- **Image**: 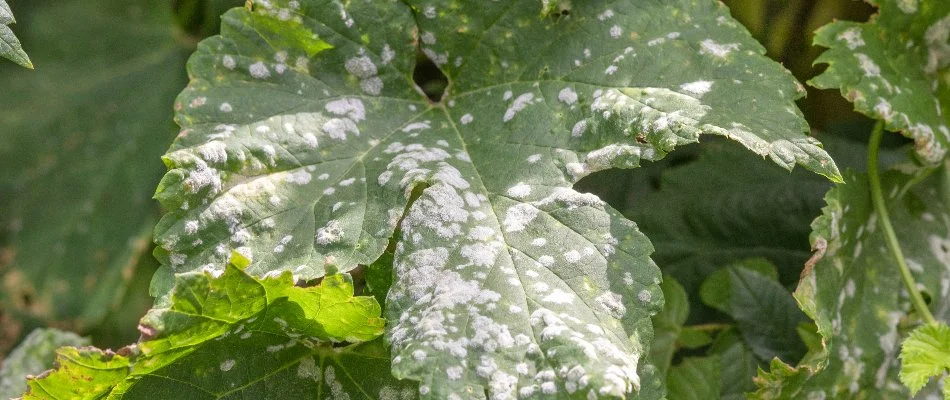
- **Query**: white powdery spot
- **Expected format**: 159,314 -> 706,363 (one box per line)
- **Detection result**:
563,250 -> 582,263
249,61 -> 270,79
604,65 -> 619,75
571,120 -> 588,137
285,169 -> 312,185
637,289 -> 652,303
542,288 -> 575,304
503,93 -> 535,122
527,154 -> 542,163
199,141 -> 228,164
837,28 -> 865,49
222,55 -> 236,69
220,359 -> 236,372
679,80 -> 713,96
297,357 -> 321,381
460,113 -> 474,125
315,220 -> 344,245
855,53 -> 881,77
558,87 -> 578,105
699,39 -> 740,58
595,291 -> 627,319
325,98 -> 366,121
345,55 -> 377,78
506,182 -> 532,199
531,238 -> 547,247
381,44 -> 395,65
897,0 -> 918,13
219,103 -> 233,113
503,203 -> 539,232
609,25 -> 623,38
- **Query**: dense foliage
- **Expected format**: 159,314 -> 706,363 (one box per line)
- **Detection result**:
1,0 -> 949,399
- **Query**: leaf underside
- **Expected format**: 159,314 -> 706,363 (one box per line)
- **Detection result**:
754,163 -> 950,399
0,0 -> 30,68
810,0 -> 950,163
147,0 -> 838,398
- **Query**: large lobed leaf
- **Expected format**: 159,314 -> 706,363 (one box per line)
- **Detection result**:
152,0 -> 838,398
0,0 -> 29,68
23,256 -> 414,398
810,0 -> 950,164
754,162 -> 950,399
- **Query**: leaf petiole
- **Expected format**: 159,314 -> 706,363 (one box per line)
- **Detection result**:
867,120 -> 937,326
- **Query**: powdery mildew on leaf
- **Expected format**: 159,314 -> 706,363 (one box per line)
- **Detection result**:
754,163 -> 950,399
811,0 -> 950,164
155,0 -> 839,398
25,259 -> 414,398
0,0 -> 30,68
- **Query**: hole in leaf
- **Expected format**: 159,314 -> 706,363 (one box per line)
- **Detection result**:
414,50 -> 448,102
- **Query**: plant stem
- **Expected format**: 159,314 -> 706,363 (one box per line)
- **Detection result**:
867,120 -> 937,325
685,323 -> 731,332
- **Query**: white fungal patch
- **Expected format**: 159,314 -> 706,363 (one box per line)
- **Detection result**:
855,53 -> 881,77
531,238 -> 547,247
315,220 -> 344,245
558,87 -> 578,105
526,154 -> 542,163
222,55 -> 236,69
220,359 -> 236,372
503,93 -> 535,122
571,120 -> 588,137
837,28 -> 865,50
460,113 -> 474,124
543,289 -> 575,304
249,61 -> 270,79
345,55 -> 377,78
506,182 -> 531,199
219,102 -> 233,113
503,203 -> 539,232
563,250 -> 582,263
297,357 -> 321,381
699,39 -> 739,58
609,25 -> 622,39
897,0 -> 918,13
679,80 -> 713,96
284,169 -> 312,185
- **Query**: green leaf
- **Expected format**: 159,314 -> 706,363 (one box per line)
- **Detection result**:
0,0 -> 30,68
155,0 -> 839,397
651,275 -> 690,376
755,162 -> 950,399
810,0 -> 950,164
667,356 -> 721,400
708,328 -> 759,399
25,259 -> 412,398
628,141 -> 834,317
700,259 -> 809,364
899,322 -> 950,396
0,328 -> 89,399
0,0 -> 189,333
23,347 -> 131,400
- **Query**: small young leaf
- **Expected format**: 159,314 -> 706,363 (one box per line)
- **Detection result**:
0,0 -> 30,68
0,328 -> 89,399
899,322 -> 950,396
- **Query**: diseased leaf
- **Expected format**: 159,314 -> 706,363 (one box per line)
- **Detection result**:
700,259 -> 809,364
25,258 -> 413,398
23,347 -> 131,400
899,322 -> 950,396
755,163 -> 950,399
0,0 -> 189,334
0,0 -> 29,68
810,0 -> 950,163
154,0 -> 838,397
0,328 -> 89,399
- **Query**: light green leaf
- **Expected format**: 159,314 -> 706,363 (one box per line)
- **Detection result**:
155,0 -> 838,397
810,0 -> 950,163
24,258 -> 412,398
0,0 -> 189,333
755,162 -> 950,399
0,0 -> 30,68
0,328 -> 89,399
699,259 -> 808,364
900,322 -> 950,396
23,347 -> 131,400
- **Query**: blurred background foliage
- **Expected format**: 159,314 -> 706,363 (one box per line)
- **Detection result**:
0,0 -> 914,397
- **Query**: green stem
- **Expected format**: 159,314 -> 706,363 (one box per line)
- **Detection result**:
867,120 -> 937,325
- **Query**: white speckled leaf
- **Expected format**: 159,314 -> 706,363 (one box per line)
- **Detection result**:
753,162 -> 950,399
810,0 -> 950,163
0,0 -> 30,68
24,258 -> 415,399
156,0 -> 839,398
